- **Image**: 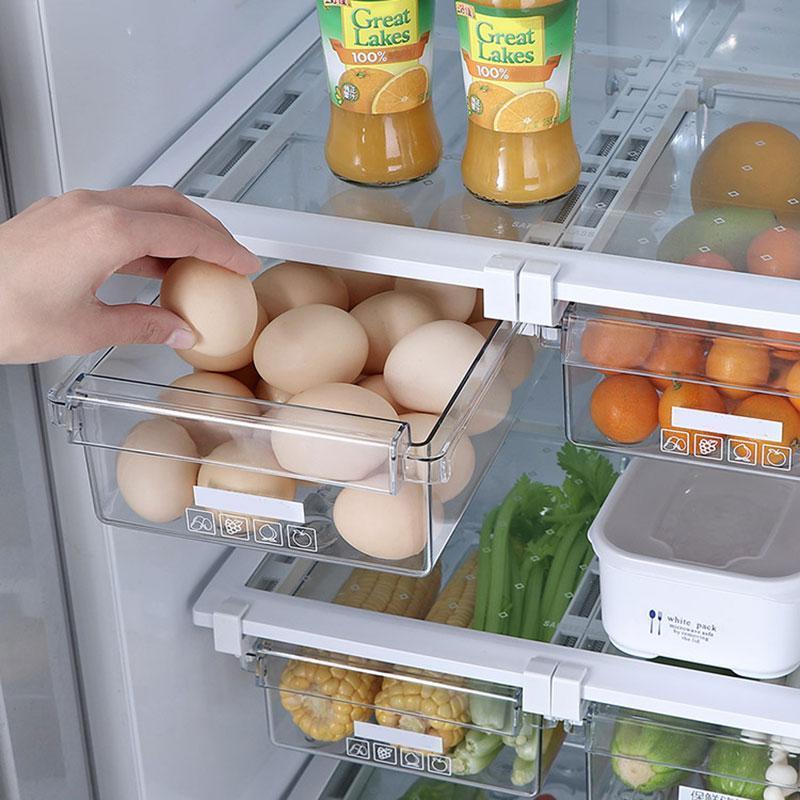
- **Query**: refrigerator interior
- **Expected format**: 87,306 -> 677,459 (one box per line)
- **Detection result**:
30,0 -> 800,799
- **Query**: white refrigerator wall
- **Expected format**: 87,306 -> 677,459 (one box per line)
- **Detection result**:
2,2 -> 314,799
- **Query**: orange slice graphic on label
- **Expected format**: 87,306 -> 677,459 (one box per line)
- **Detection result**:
371,66 -> 429,114
493,88 -> 560,133
337,68 -> 392,114
466,81 -> 515,128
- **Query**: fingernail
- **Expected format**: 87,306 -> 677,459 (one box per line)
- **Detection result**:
166,327 -> 196,350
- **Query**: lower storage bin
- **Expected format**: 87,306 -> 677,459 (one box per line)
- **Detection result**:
257,642 -> 561,797
564,306 -> 800,480
587,705 -> 800,800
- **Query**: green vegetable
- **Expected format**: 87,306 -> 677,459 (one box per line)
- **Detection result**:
451,730 -> 503,776
706,739 -> 771,800
469,694 -> 509,732
611,716 -> 708,793
399,777 -> 488,800
511,756 -> 538,787
472,508 -> 498,633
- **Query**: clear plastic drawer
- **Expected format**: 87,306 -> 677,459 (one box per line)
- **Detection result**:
49,302 -> 538,575
564,305 -> 800,479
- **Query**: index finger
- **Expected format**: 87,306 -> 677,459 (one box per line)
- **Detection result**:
99,208 -> 262,277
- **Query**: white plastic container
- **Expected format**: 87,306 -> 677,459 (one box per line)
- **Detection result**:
589,459 -> 800,679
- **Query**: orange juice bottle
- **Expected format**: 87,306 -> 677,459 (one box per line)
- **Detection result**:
316,0 -> 442,186
456,0 -> 581,205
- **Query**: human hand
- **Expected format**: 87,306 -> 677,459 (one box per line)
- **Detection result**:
0,186 -> 260,364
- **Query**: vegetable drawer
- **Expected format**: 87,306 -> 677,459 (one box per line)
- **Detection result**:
564,305 -> 800,479
587,705 -> 800,800
48,302 -> 536,576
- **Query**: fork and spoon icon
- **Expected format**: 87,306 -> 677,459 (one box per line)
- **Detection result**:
649,609 -> 663,635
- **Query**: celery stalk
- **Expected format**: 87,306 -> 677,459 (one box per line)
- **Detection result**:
520,562 -> 545,640
472,508 -> 498,631
511,756 -> 538,787
451,731 -> 503,775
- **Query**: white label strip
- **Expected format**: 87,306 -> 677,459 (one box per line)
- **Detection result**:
679,785 -> 749,800
353,721 -> 444,754
192,486 -> 305,523
671,408 -> 782,443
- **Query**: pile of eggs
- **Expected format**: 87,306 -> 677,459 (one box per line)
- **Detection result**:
116,258 -> 534,561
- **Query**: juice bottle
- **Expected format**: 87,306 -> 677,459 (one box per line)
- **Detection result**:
455,0 -> 581,205
316,0 -> 442,186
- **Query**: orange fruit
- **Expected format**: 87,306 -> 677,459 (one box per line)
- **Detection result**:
466,82 -> 515,128
785,362 -> 800,412
644,332 -> 706,390
371,66 -> 429,114
683,252 -> 735,270
763,328 -> 800,362
580,313 -> 657,370
493,89 -> 559,133
705,338 -> 771,399
771,361 -> 793,390
337,68 -> 392,114
590,375 -> 659,444
747,227 -> 800,279
658,382 -> 727,436
734,394 -> 800,447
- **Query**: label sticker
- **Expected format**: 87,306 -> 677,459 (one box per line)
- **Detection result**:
455,0 -> 578,133
192,486 -> 306,523
354,720 -> 445,754
680,785 -> 750,800
316,0 -> 434,114
648,610 -> 718,645
672,407 -> 783,443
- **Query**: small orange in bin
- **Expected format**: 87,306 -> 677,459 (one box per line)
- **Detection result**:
644,332 -> 707,390
590,374 -> 659,444
770,361 -> 793,391
581,312 -> 656,370
734,394 -> 800,447
762,328 -> 800,362
658,381 -> 726,434
784,362 -> 800,413
705,338 -> 771,399
747,227 -> 800,280
683,251 -> 735,271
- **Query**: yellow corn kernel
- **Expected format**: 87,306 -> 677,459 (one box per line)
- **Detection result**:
425,552 -> 478,627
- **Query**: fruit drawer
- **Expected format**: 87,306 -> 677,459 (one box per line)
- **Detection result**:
48,279 -> 538,575
563,305 -> 800,478
587,704 -> 800,800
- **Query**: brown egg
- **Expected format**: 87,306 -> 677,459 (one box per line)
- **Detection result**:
384,321 -> 486,415
351,290 -> 440,374
357,374 -> 409,414
117,419 -> 199,523
160,257 -> 259,357
335,269 -> 395,308
471,320 -> 536,389
271,383 -> 398,482
253,261 -> 349,319
394,278 -> 478,322
254,304 -> 368,395
179,303 -> 268,373
226,362 -> 261,391
467,377 -> 513,436
162,372 -> 255,454
333,483 -> 428,561
254,380 -> 292,404
401,413 -> 476,503
198,439 -> 297,503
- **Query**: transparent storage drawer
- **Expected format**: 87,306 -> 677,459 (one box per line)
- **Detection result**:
256,642 -> 559,797
564,305 -> 800,478
587,705 -> 800,800
49,310 -> 537,575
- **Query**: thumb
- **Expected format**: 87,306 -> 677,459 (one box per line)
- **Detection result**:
93,303 -> 197,349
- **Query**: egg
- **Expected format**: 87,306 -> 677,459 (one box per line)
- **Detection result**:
467,376 -> 513,436
253,304 -> 368,395
198,439 -> 296,504
384,320 -> 486,415
333,483 -> 428,560
471,320 -> 536,389
226,361 -> 261,391
401,413 -> 476,503
351,290 -> 440,374
162,372 -> 255,454
116,419 -> 199,523
178,303 -> 268,373
254,380 -> 292,404
335,269 -> 395,308
160,257 -> 259,357
271,383 -> 398,481
691,122 -> 800,224
394,278 -> 477,322
253,261 -> 349,319
357,374 -> 409,414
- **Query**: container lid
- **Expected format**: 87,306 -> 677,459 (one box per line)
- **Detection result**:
589,459 -> 800,602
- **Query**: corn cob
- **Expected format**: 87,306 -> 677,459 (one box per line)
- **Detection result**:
279,565 -> 441,741
374,552 -> 478,751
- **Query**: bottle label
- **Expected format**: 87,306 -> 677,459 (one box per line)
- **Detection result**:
455,0 -> 578,133
316,0 -> 434,115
